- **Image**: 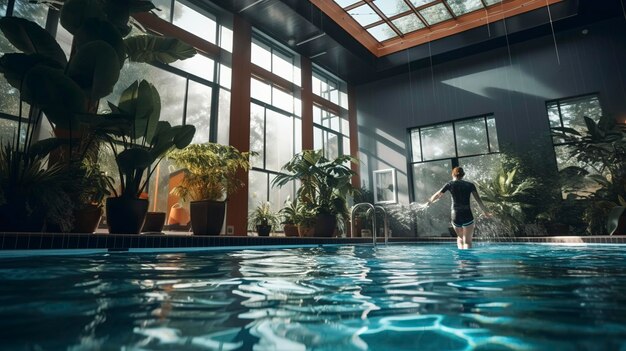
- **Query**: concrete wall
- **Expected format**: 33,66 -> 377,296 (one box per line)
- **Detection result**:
356,18 -> 626,204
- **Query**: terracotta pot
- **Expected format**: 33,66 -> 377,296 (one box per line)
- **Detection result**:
283,223 -> 299,237
106,197 -> 149,234
72,205 -> 103,233
168,203 -> 190,225
256,224 -> 272,237
190,200 -> 226,235
314,213 -> 337,237
142,212 -> 166,233
298,224 -> 315,237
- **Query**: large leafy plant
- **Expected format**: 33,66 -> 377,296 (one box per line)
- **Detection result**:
95,80 -> 195,198
552,116 -> 626,234
272,150 -> 358,222
478,166 -> 538,235
168,143 -> 253,202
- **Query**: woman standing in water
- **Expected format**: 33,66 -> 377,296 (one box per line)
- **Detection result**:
427,167 -> 491,249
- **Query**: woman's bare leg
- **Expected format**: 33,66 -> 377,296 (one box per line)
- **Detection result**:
453,225 -> 464,249
462,223 -> 475,249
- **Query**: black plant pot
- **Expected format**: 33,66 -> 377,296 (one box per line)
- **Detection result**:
106,197 -> 149,234
314,213 -> 337,237
190,200 -> 226,235
256,224 -> 272,236
0,202 -> 45,232
142,212 -> 166,233
72,205 -> 103,233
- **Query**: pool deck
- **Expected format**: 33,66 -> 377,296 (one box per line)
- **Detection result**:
0,231 -> 624,251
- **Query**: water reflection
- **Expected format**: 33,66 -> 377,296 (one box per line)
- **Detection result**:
0,245 -> 626,349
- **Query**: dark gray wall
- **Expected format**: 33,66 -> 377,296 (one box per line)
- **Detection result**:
356,17 -> 626,204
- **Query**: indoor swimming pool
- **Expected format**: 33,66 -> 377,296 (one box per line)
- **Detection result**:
0,243 -> 625,350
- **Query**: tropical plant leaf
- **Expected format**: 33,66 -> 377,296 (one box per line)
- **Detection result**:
23,65 -> 87,129
73,18 -> 126,65
171,125 -> 196,149
67,41 -> 121,99
124,35 -> 196,64
28,138 -> 63,158
60,0 -> 105,35
0,53 -> 63,91
116,147 -> 152,174
0,17 -> 67,66
551,126 -> 581,136
102,0 -> 133,36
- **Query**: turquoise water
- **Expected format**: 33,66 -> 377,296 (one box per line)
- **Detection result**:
1,244 -> 626,350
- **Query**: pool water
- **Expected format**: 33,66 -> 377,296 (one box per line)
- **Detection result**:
1,244 -> 626,350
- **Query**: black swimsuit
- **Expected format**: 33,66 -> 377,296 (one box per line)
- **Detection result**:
440,180 -> 477,228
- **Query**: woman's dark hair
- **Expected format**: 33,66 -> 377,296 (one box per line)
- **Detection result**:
452,167 -> 465,178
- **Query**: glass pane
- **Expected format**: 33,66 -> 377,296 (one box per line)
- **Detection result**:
373,0 -> 410,17
455,117 -> 488,157
334,0 -> 359,8
343,137 -> 351,157
170,53 -> 215,82
314,127 -> 323,151
248,170 -> 268,214
339,91 -> 349,109
250,78 -> 271,104
219,64 -> 232,89
341,115 -> 350,137
367,23 -> 397,42
312,75 -> 322,97
185,81 -> 212,144
249,103 -> 265,168
412,160 -> 451,236
559,96 -> 603,135
0,77 -> 29,117
265,110 -> 293,172
410,0 -> 436,7
145,66 -> 186,127
272,50 -> 294,83
392,14 -> 425,34
410,129 -> 422,162
146,157 -> 178,214
173,1 -> 217,44
272,87 -> 293,113
0,119 -> 27,146
483,0 -> 502,6
348,4 -> 382,27
13,1 -> 48,27
487,117 -> 499,152
219,26 -> 233,52
293,97 -> 302,117
419,3 -> 453,25
55,23 -> 72,59
217,89 -> 230,145
324,131 -> 340,160
294,118 -> 302,154
269,174 -> 294,214
420,123 -> 455,160
548,102 -> 562,144
151,0 -> 172,21
0,3 -> 6,16
459,153 -> 502,185
446,0 -> 484,16
251,41 -> 272,72
313,106 -> 322,125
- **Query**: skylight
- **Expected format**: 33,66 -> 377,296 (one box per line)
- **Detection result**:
332,0 -> 502,43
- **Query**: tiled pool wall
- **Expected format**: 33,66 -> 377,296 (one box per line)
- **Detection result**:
0,232 -> 624,251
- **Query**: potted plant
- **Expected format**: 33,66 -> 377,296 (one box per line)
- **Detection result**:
272,150 -> 358,237
249,202 -> 280,236
296,202 -> 317,237
96,80 -> 195,234
168,143 -> 253,235
553,116 -> 626,235
279,199 -> 300,237
0,0 -> 196,232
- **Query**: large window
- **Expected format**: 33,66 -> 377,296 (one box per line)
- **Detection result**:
248,36 -> 301,215
408,115 -> 499,235
311,67 -> 350,160
547,94 -> 604,198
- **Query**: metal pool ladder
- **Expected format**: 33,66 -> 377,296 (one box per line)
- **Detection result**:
350,203 -> 390,246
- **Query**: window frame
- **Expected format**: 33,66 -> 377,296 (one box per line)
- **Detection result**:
406,113 -> 499,202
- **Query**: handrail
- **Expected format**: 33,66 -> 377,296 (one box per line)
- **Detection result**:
350,203 -> 376,246
351,203 -> 390,246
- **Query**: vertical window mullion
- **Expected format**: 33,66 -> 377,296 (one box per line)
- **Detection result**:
182,78 -> 189,125
484,116 -> 491,153
452,122 -> 459,158
169,0 -> 175,22
6,0 -> 15,16
263,107 -> 268,170
418,129 -> 424,162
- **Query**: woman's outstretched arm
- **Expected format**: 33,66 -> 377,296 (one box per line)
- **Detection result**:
472,191 -> 492,217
